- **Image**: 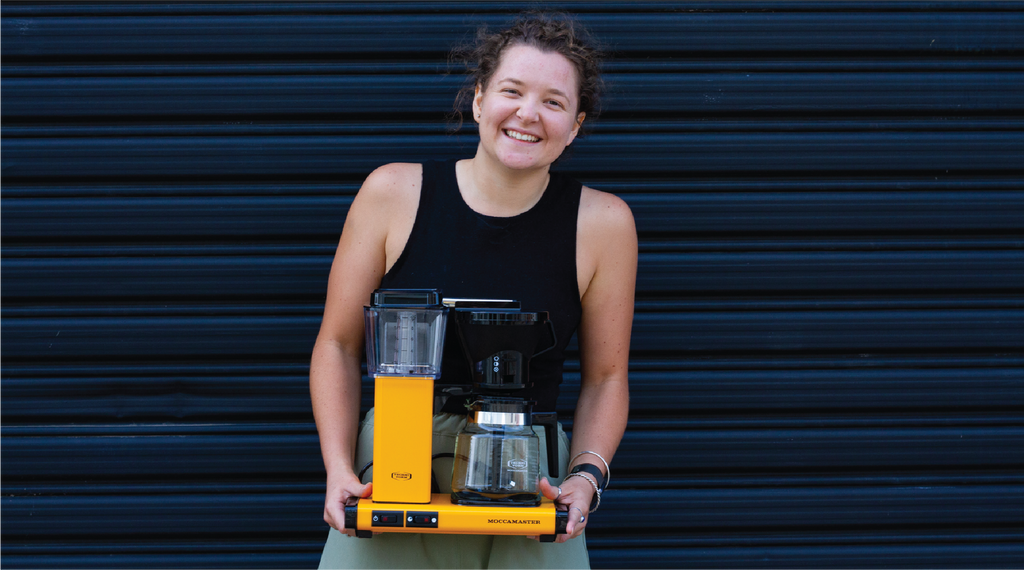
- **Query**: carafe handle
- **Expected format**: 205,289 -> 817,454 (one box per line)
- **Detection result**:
532,411 -> 560,479
532,320 -> 559,358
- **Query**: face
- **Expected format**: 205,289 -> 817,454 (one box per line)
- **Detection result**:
473,44 -> 586,171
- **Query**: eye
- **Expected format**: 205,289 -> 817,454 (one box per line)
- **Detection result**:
501,88 -> 520,95
547,99 -> 566,109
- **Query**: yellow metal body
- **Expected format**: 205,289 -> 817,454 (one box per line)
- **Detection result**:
371,375 -> 434,504
359,372 -> 566,538
352,494 -> 564,536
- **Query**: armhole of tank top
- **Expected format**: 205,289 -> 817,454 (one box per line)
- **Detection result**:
382,162 -> 429,280
571,177 -> 585,304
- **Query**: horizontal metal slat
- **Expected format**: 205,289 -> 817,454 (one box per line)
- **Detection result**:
2,250 -> 1022,300
4,71 -> 1022,118
636,251 -> 1024,293
1,433 -> 324,477
4,355 -> 1020,418
4,1 -> 1024,15
8,1 -> 1023,15
0,256 -> 334,299
4,531 -> 1024,569
4,132 -> 1022,179
620,426 -> 1024,469
632,308 -> 1024,352
2,176 -> 1020,198
3,308 -> 1022,358
6,57 -> 1024,78
3,367 -> 1022,421
2,129 -> 1024,177
563,367 -> 1024,412
589,542 -> 1024,569
0,314 -> 321,358
1,196 -> 351,237
0,552 -> 317,568
3,191 -> 1023,238
0,74 -> 461,118
3,485 -> 1023,538
3,12 -> 1021,57
0,375 -> 318,420
7,117 -> 1019,137
4,425 -> 1022,478
626,191 -> 1024,233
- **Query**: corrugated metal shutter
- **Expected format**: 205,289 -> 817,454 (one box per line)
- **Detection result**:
3,2 -> 1023,568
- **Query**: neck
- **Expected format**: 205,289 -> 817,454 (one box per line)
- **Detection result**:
458,149 -> 551,217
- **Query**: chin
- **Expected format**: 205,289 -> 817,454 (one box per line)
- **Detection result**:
497,151 -> 555,171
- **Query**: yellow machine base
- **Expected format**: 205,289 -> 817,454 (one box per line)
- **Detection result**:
345,494 -> 569,541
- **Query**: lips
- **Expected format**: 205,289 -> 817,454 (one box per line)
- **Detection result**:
503,129 -> 540,143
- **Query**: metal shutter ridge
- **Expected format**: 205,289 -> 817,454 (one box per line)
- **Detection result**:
2,2 -> 1023,568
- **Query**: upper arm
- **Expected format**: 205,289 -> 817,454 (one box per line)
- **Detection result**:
576,188 -> 638,384
316,163 -> 422,357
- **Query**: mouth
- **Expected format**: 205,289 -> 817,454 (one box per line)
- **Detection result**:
503,129 -> 540,143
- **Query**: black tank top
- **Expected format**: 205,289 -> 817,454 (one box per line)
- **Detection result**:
379,159 -> 583,412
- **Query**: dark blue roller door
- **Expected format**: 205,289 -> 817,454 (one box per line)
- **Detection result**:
3,2 -> 1023,568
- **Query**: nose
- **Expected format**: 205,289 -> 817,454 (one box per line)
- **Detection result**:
516,97 -> 540,123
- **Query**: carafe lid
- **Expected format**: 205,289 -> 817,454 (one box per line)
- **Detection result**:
370,289 -> 443,308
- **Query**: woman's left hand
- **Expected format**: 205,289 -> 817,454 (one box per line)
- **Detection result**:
537,476 -> 593,543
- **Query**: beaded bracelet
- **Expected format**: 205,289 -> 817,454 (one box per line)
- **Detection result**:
568,450 -> 611,491
565,472 -> 601,513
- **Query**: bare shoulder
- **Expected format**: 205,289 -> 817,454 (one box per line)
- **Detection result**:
347,162 -> 421,231
578,185 -> 636,242
348,163 -> 423,270
576,186 -> 637,298
357,162 -> 422,206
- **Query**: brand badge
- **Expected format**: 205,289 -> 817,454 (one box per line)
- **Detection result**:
391,472 -> 412,480
507,459 -> 528,470
488,518 -> 541,525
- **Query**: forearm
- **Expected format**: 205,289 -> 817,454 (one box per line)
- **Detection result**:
568,374 -> 629,476
309,337 -> 365,478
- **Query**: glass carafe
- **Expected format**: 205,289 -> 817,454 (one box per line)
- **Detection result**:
451,398 -> 555,506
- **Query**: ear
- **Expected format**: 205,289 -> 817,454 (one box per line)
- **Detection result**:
566,112 -> 586,146
472,84 -> 483,123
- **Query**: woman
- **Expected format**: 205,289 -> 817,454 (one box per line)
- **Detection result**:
311,13 -> 636,569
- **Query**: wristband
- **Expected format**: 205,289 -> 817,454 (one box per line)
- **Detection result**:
569,463 -> 605,491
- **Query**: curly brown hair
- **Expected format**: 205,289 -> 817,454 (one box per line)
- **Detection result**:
451,12 -> 604,135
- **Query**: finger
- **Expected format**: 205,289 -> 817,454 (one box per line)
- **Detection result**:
325,507 -> 342,532
572,513 -> 588,540
336,487 -> 369,532
538,477 -> 564,503
565,504 -> 587,538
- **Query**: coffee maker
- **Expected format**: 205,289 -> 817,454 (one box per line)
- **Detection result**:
345,289 -> 568,540
449,308 -> 560,507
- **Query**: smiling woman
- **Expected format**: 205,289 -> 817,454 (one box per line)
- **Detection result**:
471,45 -> 585,180
311,12 -> 636,570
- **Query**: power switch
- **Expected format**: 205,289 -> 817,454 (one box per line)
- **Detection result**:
371,510 -> 404,527
406,511 -> 439,528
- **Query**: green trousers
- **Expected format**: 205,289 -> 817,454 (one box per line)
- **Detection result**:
318,408 -> 590,569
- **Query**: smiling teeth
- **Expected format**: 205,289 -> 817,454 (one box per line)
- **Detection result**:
505,130 -> 539,142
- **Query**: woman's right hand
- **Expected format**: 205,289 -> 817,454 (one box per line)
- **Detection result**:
323,470 -> 373,536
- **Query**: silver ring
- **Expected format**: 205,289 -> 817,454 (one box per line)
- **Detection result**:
570,506 -> 585,523
555,486 -> 562,499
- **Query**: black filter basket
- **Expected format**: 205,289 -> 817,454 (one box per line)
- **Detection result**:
453,309 -> 557,393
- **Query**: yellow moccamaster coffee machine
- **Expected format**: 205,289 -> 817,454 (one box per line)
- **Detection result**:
345,289 -> 568,540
